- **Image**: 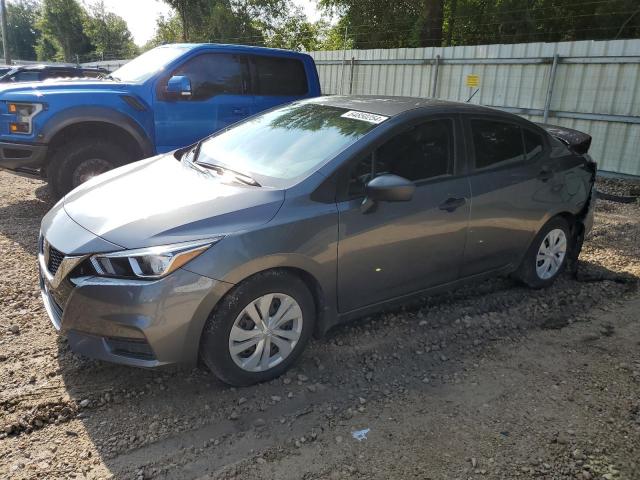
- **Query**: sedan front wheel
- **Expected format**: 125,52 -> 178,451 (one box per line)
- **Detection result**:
200,270 -> 315,386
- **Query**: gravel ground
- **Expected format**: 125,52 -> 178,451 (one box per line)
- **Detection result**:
0,171 -> 638,480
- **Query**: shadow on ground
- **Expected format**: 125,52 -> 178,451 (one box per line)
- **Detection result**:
0,185 -> 54,254
50,256 -> 636,478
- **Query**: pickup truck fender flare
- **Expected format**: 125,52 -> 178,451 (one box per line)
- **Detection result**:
40,106 -> 154,158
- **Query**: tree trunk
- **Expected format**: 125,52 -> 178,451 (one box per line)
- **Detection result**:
179,0 -> 188,42
418,0 -> 444,47
446,0 -> 457,46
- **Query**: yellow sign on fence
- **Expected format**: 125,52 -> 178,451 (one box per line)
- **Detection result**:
465,74 -> 480,88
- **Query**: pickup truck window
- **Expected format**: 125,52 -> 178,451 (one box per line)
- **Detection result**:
111,45 -> 191,82
251,55 -> 308,95
171,53 -> 245,101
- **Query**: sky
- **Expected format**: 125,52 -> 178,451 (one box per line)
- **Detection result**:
82,0 -> 323,46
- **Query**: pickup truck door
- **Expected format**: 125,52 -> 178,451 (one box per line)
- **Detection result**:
153,53 -> 254,153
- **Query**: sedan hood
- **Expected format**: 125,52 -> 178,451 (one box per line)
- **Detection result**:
63,154 -> 285,249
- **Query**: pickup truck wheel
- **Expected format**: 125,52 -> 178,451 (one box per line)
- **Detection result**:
48,140 -> 132,198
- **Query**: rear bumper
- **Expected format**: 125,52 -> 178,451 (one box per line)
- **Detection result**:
0,141 -> 47,177
583,188 -> 596,236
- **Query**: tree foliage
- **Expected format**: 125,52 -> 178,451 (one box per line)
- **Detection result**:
0,0 -> 137,62
320,0 -> 640,49
84,1 -> 138,59
156,0 -> 333,49
37,0 -> 92,61
2,0 -> 640,63
0,0 -> 41,61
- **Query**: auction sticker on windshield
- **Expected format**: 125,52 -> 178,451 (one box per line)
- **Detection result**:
341,110 -> 389,124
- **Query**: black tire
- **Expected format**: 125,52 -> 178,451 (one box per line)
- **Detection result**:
200,270 -> 316,387
47,139 -> 133,198
514,216 -> 571,289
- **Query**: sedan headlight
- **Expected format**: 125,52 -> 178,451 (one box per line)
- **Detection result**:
90,238 -> 222,279
8,102 -> 44,134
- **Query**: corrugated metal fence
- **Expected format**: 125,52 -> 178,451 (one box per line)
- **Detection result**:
310,39 -> 640,176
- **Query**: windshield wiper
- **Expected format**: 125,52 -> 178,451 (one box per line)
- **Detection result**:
104,74 -> 120,81
197,162 -> 261,187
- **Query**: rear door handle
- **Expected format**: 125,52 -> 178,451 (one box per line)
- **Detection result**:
232,107 -> 248,115
538,167 -> 554,182
439,197 -> 466,212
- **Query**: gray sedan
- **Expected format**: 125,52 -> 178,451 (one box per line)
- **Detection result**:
39,96 -> 596,386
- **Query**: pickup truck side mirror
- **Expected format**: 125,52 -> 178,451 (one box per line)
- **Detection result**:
361,174 -> 415,213
166,75 -> 192,98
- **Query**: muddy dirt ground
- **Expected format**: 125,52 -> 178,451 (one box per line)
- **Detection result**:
0,172 -> 638,480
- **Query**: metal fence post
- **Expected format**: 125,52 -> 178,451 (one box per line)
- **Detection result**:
348,57 -> 355,94
543,53 -> 559,123
431,55 -> 441,98
340,26 -> 348,95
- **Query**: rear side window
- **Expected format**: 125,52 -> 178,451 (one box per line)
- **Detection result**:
523,129 -> 544,160
471,119 -> 525,168
14,71 -> 41,82
251,55 -> 308,96
173,53 -> 244,100
43,70 -> 73,79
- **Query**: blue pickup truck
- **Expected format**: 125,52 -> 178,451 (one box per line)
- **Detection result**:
0,44 -> 321,197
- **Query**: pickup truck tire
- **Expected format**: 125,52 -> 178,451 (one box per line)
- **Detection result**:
48,140 -> 133,198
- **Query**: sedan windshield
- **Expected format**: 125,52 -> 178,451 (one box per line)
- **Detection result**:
110,45 -> 192,83
196,102 -> 381,181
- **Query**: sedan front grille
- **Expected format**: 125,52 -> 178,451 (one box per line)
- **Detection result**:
47,245 -> 65,275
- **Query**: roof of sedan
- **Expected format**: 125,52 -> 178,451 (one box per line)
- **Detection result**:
307,95 -> 503,117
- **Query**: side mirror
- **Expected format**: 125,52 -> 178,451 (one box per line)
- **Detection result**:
361,174 -> 415,213
166,75 -> 191,98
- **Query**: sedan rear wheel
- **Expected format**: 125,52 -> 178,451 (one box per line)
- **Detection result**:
200,270 -> 315,386
535,228 -> 567,280
514,216 -> 571,288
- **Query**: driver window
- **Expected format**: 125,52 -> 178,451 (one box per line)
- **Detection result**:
348,119 -> 454,197
170,53 -> 244,101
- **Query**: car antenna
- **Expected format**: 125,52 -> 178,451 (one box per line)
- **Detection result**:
466,88 -> 480,103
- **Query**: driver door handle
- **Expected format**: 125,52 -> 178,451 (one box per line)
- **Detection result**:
439,197 -> 466,212
538,167 -> 554,182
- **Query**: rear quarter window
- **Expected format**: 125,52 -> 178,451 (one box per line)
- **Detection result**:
523,129 -> 545,160
252,55 -> 308,96
470,119 -> 525,169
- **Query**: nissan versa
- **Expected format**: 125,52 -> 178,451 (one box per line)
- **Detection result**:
39,96 -> 596,386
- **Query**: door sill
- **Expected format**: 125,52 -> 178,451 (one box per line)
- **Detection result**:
337,265 -> 514,324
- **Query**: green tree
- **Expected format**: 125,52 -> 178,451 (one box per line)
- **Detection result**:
35,35 -> 59,61
38,0 -> 92,62
1,0 -> 41,61
143,13 -> 183,50
160,0 -> 295,45
84,1 -> 138,59
447,0 -> 640,46
265,11 -> 326,51
319,0 -> 445,48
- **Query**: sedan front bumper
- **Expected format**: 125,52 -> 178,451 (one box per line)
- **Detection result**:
39,251 -> 234,368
